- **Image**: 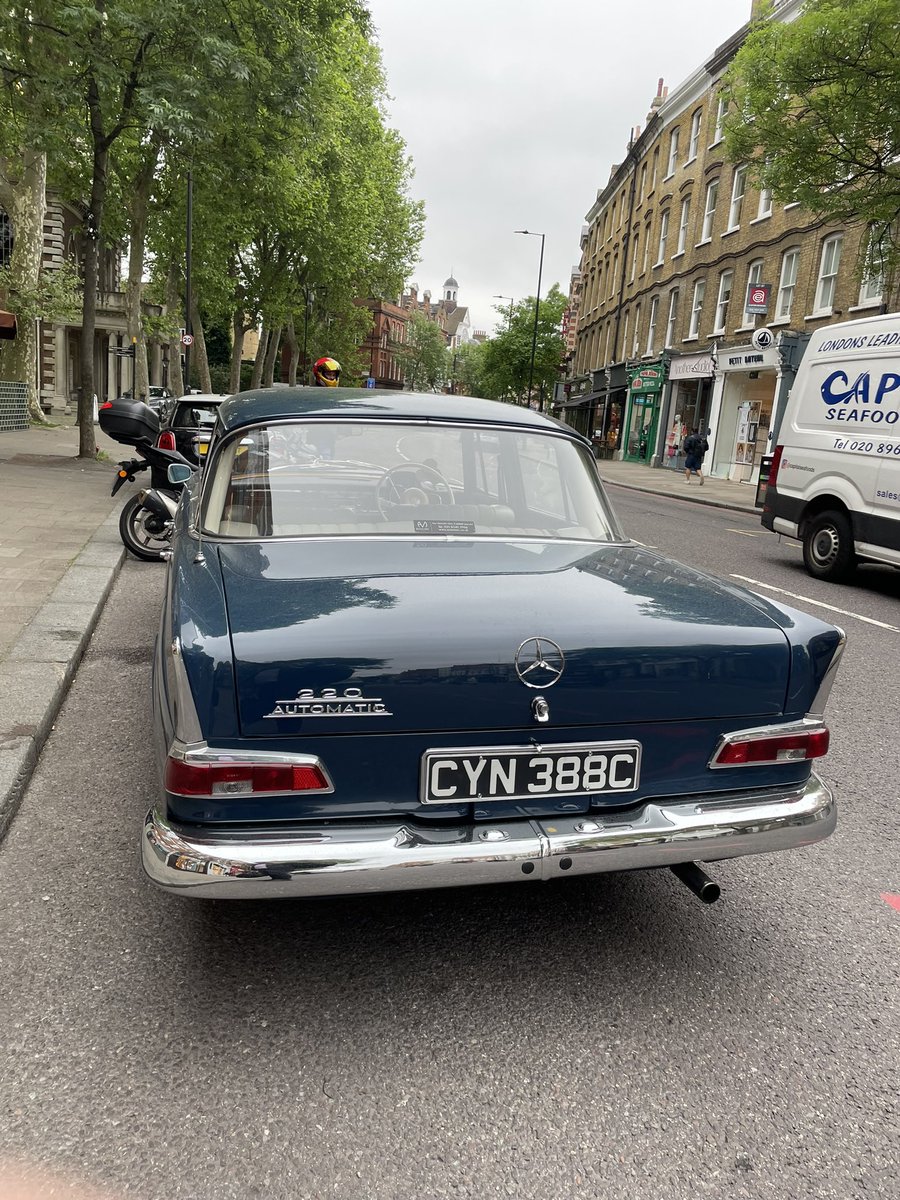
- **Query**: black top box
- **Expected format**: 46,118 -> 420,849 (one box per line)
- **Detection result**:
98,398 -> 160,447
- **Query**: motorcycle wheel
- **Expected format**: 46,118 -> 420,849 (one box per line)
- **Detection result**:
119,494 -> 171,562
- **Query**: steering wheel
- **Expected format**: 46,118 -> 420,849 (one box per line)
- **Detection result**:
376,463 -> 455,517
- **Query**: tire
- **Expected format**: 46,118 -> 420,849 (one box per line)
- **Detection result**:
802,509 -> 856,583
119,493 -> 171,562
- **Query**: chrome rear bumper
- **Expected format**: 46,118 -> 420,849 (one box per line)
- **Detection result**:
142,774 -> 835,898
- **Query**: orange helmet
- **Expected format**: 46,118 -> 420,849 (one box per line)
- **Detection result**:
313,356 -> 341,386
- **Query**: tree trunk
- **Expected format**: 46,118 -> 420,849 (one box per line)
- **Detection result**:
166,259 -> 184,398
230,310 -> 245,393
262,323 -> 282,387
250,324 -> 268,390
190,298 -> 212,393
0,150 -> 48,423
124,141 -> 159,403
285,318 -> 299,386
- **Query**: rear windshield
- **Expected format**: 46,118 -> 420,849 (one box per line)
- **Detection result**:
202,420 -> 621,541
172,403 -> 220,428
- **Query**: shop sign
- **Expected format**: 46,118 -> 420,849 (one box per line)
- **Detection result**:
628,362 -> 665,394
719,343 -> 780,373
669,353 -> 714,381
746,283 -> 770,314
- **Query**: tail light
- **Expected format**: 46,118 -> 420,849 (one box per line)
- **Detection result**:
99,400 -> 113,410
165,755 -> 332,797
766,444 -> 784,491
710,721 -> 829,769
157,430 -> 177,451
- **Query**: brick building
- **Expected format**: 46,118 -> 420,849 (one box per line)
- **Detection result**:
564,0 -> 892,482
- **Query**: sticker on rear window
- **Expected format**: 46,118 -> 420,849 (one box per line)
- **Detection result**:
412,519 -> 477,534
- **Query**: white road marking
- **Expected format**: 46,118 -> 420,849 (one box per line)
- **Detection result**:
727,528 -> 759,537
730,574 -> 900,633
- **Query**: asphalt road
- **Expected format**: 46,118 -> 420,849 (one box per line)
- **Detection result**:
1,492 -> 898,1200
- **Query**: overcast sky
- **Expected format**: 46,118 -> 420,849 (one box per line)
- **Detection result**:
367,0 -> 752,335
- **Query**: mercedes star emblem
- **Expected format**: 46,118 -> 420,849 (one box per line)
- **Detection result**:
515,637 -> 565,689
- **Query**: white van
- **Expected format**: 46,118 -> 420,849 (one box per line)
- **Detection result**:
761,312 -> 900,581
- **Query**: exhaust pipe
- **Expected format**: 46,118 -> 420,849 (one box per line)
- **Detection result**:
670,861 -> 721,904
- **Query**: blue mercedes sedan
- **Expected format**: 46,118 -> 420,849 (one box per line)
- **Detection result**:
144,389 -> 844,902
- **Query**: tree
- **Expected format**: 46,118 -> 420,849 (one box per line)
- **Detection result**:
478,286 -> 567,406
724,0 -> 900,287
393,311 -> 448,391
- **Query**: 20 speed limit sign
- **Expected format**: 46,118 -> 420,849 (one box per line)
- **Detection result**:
181,333 -> 194,346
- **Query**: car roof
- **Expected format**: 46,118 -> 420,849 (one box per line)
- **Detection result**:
217,387 -> 580,438
171,393 -> 226,405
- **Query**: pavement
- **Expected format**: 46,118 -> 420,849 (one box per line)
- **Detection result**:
0,411 -> 125,838
0,416 -> 759,842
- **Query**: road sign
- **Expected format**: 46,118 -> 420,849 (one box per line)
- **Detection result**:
365,377 -> 376,388
114,347 -> 135,357
751,327 -> 775,351
181,333 -> 194,347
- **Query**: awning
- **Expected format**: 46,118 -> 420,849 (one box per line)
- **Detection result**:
0,310 -> 16,341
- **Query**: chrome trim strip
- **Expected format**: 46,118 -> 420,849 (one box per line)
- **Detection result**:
808,628 -> 846,717
708,718 -> 826,769
142,774 -> 835,897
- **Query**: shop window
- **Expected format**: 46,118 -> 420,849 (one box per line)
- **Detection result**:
688,280 -> 705,339
666,128 -> 679,178
776,248 -> 799,319
655,211 -> 670,265
714,270 -> 733,333
676,198 -> 690,255
687,109 -> 702,162
727,166 -> 747,230
700,180 -> 718,241
646,296 -> 659,356
814,235 -> 842,314
665,289 -> 679,346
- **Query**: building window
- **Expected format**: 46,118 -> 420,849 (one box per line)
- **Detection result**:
814,235 -> 843,313
646,296 -> 659,356
712,94 -> 727,144
632,304 -> 641,358
776,249 -> 800,319
665,289 -> 679,346
642,225 -> 651,274
859,266 -> 884,307
621,310 -> 629,361
666,128 -> 679,178
727,166 -> 747,230
630,232 -> 639,282
701,180 -> 719,241
639,164 -> 647,203
714,270 -> 733,333
687,109 -> 702,162
757,185 -> 773,219
610,253 -> 618,299
743,259 -> 764,327
655,210 -> 670,265
689,279 -> 705,338
676,198 -> 690,255
650,149 -> 659,193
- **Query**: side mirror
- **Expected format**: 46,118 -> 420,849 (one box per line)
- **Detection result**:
167,463 -> 194,485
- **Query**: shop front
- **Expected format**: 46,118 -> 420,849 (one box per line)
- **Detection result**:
623,360 -> 666,463
708,342 -> 781,482
659,351 -> 715,471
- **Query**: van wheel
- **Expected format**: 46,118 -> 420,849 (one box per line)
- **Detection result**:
802,510 -> 856,582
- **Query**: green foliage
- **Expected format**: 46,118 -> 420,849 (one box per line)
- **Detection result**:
393,311 -> 449,391
477,286 -> 568,405
0,259 -> 82,324
724,0 -> 900,280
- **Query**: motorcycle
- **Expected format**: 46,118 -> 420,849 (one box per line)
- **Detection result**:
99,400 -> 195,562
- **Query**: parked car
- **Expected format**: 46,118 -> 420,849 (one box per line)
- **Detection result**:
761,311 -> 900,581
119,385 -> 172,412
143,388 -> 844,901
156,394 -> 226,464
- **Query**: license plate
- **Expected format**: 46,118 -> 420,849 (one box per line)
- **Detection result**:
420,742 -> 641,804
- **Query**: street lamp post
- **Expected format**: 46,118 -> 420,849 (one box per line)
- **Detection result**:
492,294 -> 515,331
514,230 -> 545,409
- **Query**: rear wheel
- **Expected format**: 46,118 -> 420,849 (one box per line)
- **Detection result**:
802,509 -> 856,582
119,494 -> 170,562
